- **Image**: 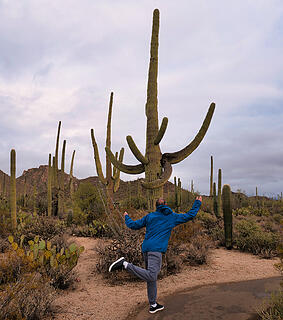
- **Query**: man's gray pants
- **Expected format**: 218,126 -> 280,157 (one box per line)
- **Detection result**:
126,252 -> 162,305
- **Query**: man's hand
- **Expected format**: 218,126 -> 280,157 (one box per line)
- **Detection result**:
196,196 -> 202,202
124,211 -> 128,217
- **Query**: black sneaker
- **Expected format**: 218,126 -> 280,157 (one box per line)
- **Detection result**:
149,303 -> 164,314
108,257 -> 125,272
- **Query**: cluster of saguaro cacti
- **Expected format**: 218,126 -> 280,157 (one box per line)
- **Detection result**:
48,121 -> 76,217
174,177 -> 182,212
222,184 -> 233,249
91,92 -> 124,210
105,9 -> 215,210
10,149 -> 17,230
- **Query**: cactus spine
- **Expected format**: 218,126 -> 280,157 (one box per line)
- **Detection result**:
10,149 -> 17,230
210,155 -> 213,196
91,92 -> 124,208
48,154 -> 52,217
105,10 -> 215,210
217,168 -> 222,217
222,184 -> 233,249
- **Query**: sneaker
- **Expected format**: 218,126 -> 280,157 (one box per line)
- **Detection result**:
108,257 -> 125,272
149,303 -> 164,314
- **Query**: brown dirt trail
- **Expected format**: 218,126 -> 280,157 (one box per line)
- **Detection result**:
44,237 -> 281,320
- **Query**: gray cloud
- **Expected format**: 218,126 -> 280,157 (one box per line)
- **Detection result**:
0,0 -> 282,197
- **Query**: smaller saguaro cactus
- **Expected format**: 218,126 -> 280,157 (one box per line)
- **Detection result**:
10,149 -> 17,231
58,139 -> 66,217
69,150 -> 76,199
217,168 -> 222,217
222,184 -> 233,250
90,92 -> 124,207
256,186 -> 258,197
191,180 -> 194,194
47,154 -> 52,217
213,182 -> 218,217
174,177 -> 181,212
210,155 -> 213,196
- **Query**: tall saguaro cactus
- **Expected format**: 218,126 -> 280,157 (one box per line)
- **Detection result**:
210,155 -> 213,196
10,149 -> 17,230
105,9 -> 215,210
91,92 -> 124,205
222,184 -> 233,249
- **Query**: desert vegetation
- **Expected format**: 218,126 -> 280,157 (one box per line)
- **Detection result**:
0,7 -> 282,320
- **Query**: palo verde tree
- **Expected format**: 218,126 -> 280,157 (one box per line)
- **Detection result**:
105,9 -> 215,210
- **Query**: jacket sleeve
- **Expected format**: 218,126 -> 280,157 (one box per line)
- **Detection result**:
125,214 -> 147,230
173,200 -> 201,226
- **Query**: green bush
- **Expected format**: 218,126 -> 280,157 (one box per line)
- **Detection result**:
234,218 -> 279,258
73,183 -> 104,224
196,211 -> 218,231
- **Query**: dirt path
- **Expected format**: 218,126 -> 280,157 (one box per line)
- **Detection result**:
45,237 -> 281,320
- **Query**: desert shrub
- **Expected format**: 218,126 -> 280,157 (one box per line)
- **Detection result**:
170,219 -> 203,245
71,204 -> 88,225
0,238 -> 9,253
233,206 -> 253,216
95,230 -> 144,282
71,220 -> 112,238
196,211 -> 218,231
0,272 -> 56,320
272,214 -> 282,224
73,183 -> 104,223
234,218 -> 279,258
257,290 -> 283,320
182,234 -> 212,265
16,215 -> 65,244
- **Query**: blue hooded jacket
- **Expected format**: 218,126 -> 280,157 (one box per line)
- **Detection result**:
125,200 -> 201,253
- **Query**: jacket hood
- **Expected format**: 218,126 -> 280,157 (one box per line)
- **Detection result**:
156,205 -> 174,216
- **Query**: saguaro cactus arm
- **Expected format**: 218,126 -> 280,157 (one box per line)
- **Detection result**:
154,117 -> 168,145
141,159 -> 172,189
113,148 -> 124,192
126,135 -> 148,165
105,146 -> 145,174
162,103 -> 215,164
91,129 -> 107,185
113,148 -> 124,180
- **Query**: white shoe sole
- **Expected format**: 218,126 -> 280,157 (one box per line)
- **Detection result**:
108,257 -> 125,272
149,306 -> 164,313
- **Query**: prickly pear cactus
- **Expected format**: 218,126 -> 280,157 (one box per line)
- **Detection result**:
105,9 -> 215,210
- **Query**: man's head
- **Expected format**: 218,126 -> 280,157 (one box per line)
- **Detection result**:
156,198 -> 166,207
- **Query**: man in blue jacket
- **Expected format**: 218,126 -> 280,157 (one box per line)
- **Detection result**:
109,196 -> 202,314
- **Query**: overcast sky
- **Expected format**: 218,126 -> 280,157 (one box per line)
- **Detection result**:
0,0 -> 282,197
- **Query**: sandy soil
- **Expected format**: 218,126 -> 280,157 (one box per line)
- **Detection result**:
45,237 -> 281,320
